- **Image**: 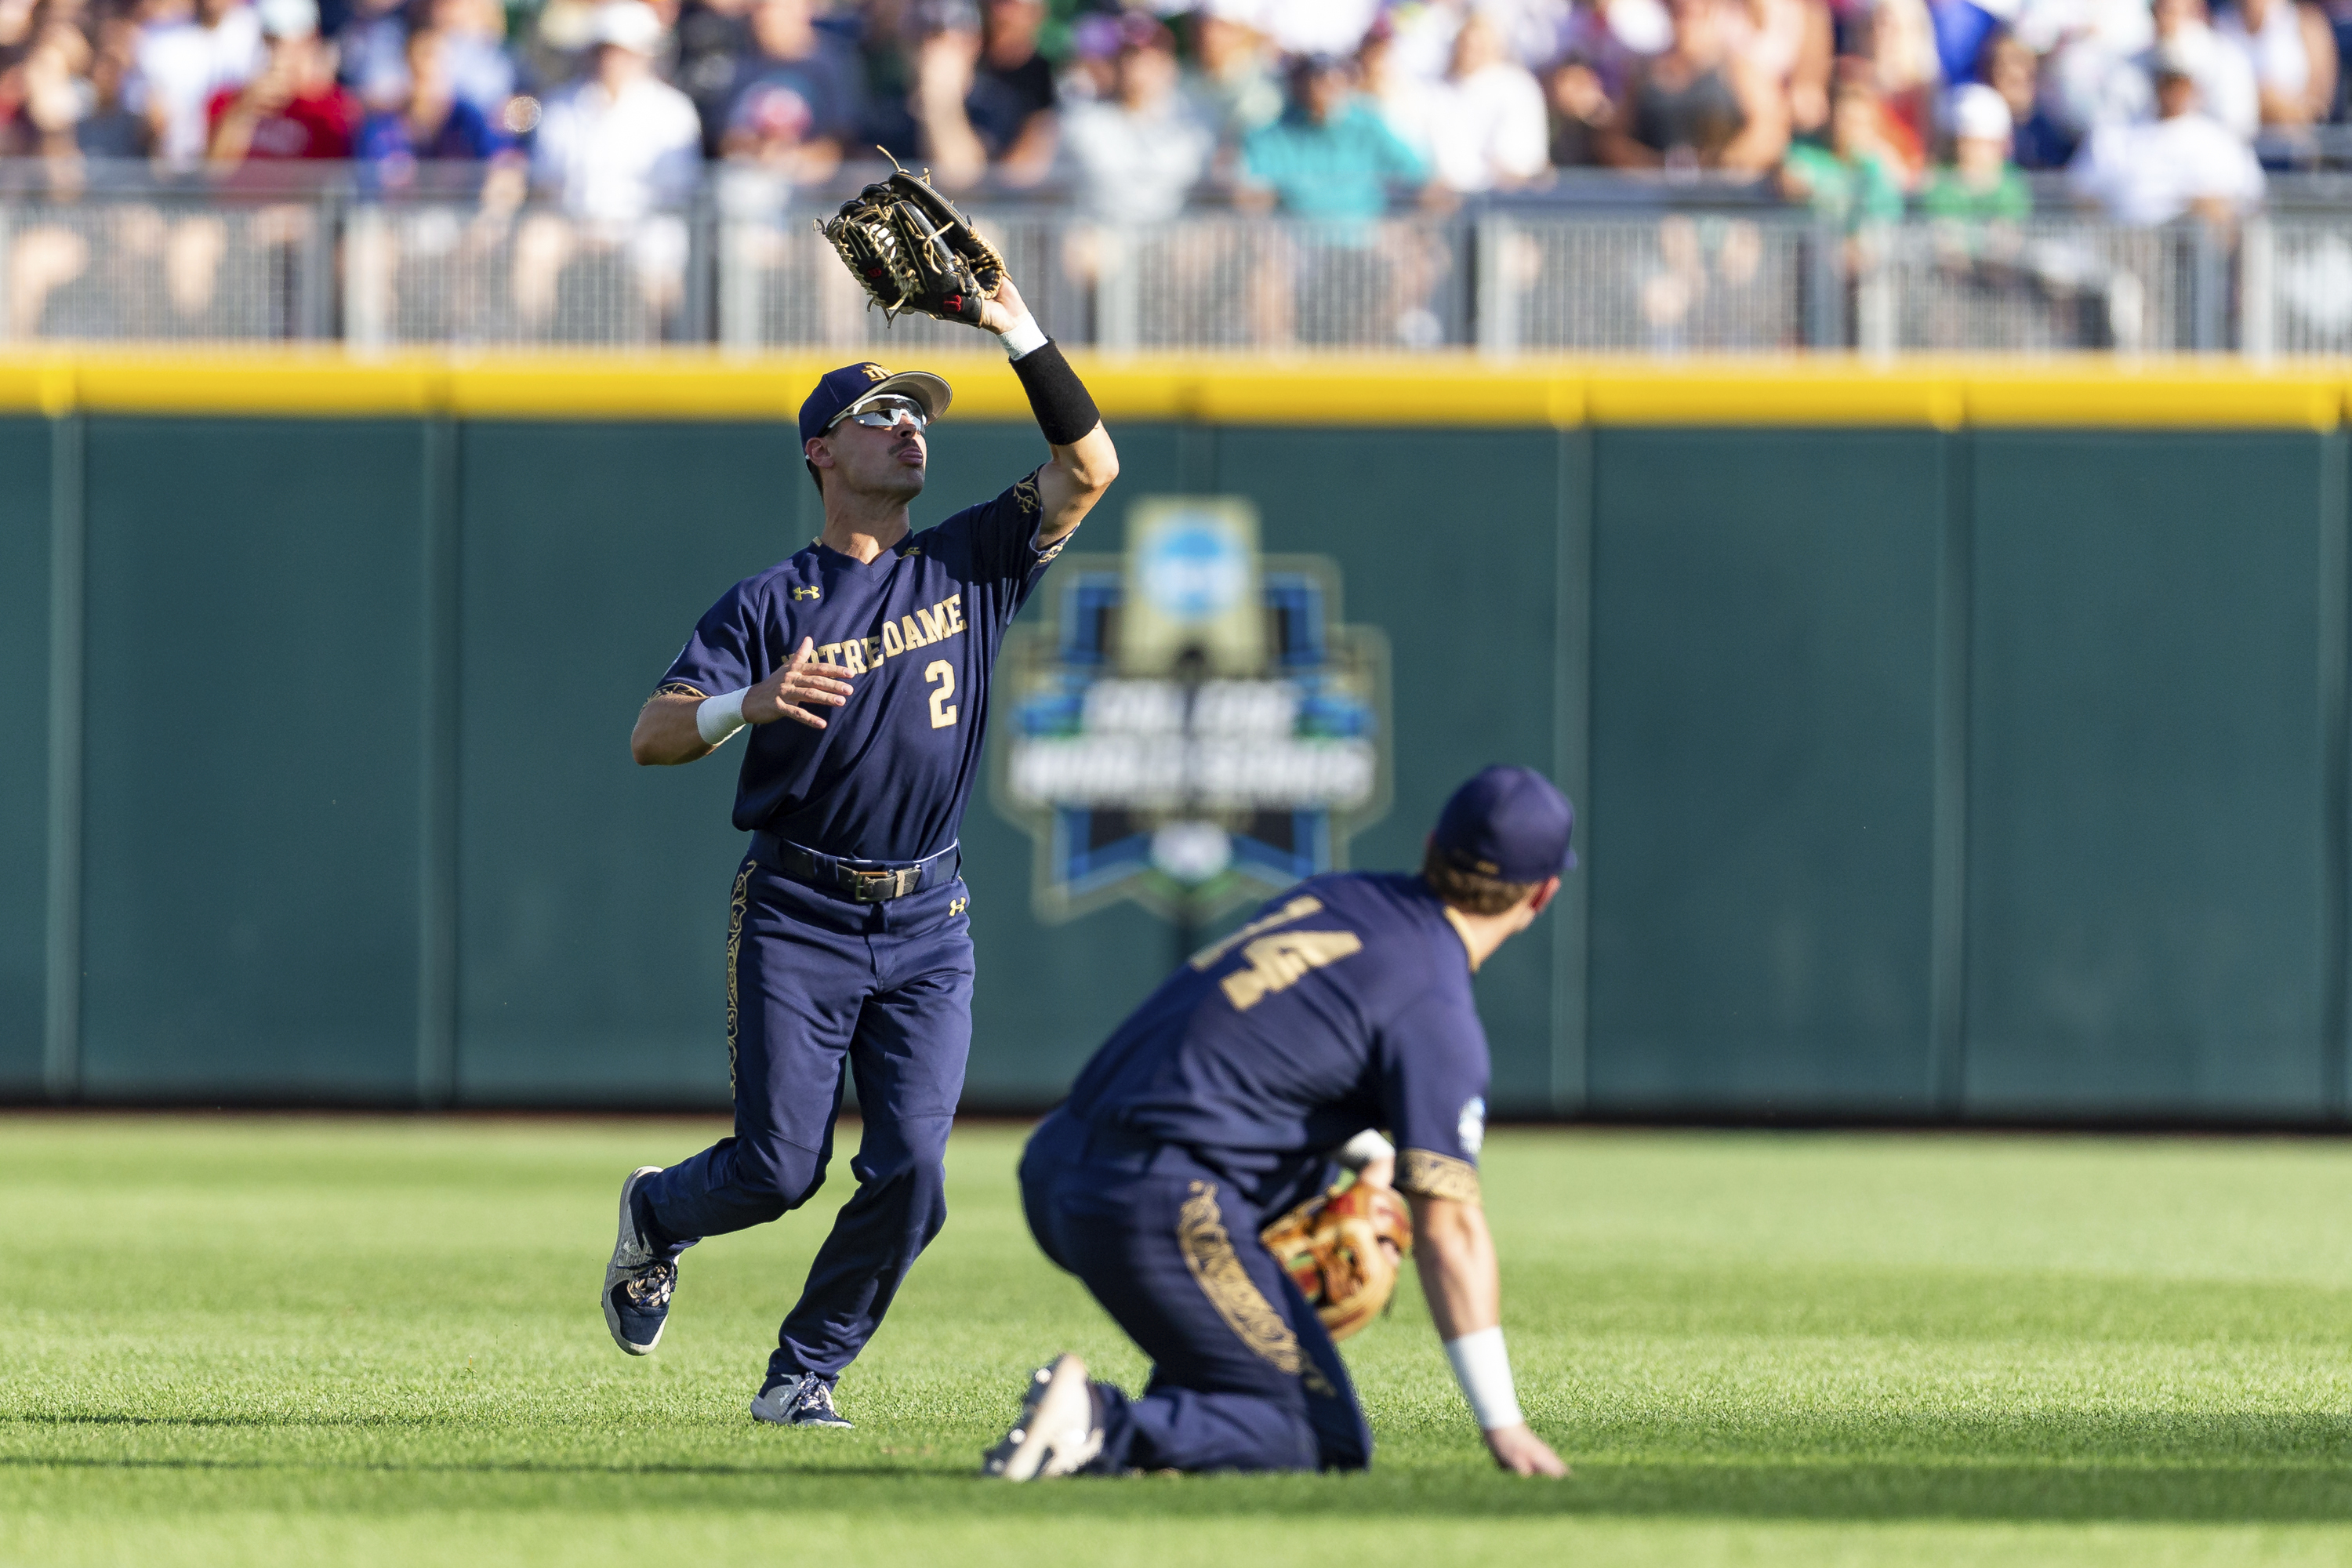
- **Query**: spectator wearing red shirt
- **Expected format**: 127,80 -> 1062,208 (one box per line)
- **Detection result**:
206,0 -> 359,165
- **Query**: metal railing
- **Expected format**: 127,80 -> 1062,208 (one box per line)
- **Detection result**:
0,163 -> 2344,355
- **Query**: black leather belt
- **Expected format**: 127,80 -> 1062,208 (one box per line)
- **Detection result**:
750,832 -> 959,904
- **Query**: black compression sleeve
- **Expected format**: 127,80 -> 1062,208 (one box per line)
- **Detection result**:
1010,339 -> 1102,446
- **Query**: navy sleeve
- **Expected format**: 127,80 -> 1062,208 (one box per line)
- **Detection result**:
1375,986 -> 1492,1204
941,468 -> 1071,604
659,579 -> 769,699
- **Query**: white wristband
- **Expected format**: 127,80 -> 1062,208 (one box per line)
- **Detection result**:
1337,1129 -> 1394,1171
1443,1327 -> 1523,1432
696,688 -> 748,746
999,310 -> 1047,359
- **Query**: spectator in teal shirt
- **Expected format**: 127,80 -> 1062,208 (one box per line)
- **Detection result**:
1239,55 -> 1427,223
1778,74 -> 1905,231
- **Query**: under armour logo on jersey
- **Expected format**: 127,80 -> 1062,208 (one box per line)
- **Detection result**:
791,586 -> 822,601
859,363 -> 891,382
949,897 -> 968,916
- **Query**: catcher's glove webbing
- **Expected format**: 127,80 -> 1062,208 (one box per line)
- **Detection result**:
820,166 -> 1006,325
1260,1178 -> 1413,1343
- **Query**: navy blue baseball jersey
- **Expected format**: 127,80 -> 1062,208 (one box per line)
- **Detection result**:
659,470 -> 1066,860
1062,871 -> 1492,1211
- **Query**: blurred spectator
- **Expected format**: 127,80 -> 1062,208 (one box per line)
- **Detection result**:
531,0 -> 700,217
2068,41 -> 2264,222
1923,80 -> 2031,220
206,0 -> 360,163
677,0 -> 755,152
1060,14 -> 1211,222
1181,0 -> 1282,153
426,0 -> 520,124
1856,0 -> 1935,179
1238,53 -> 1427,218
518,0 -> 700,328
334,0 -> 407,110
1598,0 -> 1788,172
80,17 -> 156,157
719,0 -> 859,180
3,16 -> 92,159
1723,0 -> 1833,134
912,0 -> 1057,187
1980,27 -> 2075,166
134,0 -> 263,165
1424,9 -> 1549,190
2213,0 -> 2336,126
1925,0 -> 1998,89
2105,0 -> 2257,140
1546,0 -> 1670,165
1358,15 -> 1439,161
1778,71 -> 1904,224
357,23 -> 504,181
2024,0 -> 2155,134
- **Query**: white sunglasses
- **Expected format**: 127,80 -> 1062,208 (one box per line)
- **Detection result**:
832,395 -> 928,433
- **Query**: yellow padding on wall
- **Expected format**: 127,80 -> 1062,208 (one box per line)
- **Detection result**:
0,349 -> 2348,430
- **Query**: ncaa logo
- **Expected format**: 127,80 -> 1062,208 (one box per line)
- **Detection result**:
1458,1096 -> 1486,1156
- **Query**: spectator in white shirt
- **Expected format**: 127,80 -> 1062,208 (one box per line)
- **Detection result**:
132,0 -> 263,166
2212,0 -> 2336,127
1062,16 -> 1214,224
2069,42 -> 2264,224
1425,9 -> 1549,190
515,1 -> 702,333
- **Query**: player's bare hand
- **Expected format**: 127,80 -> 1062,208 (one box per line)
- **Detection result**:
978,274 -> 1030,337
1483,1423 -> 1569,1478
747,637 -> 855,731
1355,1152 -> 1396,1191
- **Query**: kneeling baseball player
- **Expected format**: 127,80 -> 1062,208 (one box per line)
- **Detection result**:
986,766 -> 1575,1479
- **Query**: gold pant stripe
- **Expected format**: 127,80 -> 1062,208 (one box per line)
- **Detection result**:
724,860 -> 752,1098
1175,1180 -> 1334,1396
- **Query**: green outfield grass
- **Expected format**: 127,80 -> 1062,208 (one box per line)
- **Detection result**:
9,1117 -> 2352,1567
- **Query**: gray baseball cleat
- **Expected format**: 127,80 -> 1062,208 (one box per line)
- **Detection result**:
602,1165 -> 676,1356
982,1353 -> 1103,1480
751,1374 -> 854,1428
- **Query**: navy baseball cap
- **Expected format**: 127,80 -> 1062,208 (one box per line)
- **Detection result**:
797,361 -> 954,447
1432,766 -> 1577,880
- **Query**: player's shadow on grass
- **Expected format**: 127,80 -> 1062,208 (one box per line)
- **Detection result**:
14,1412 -> 2352,1523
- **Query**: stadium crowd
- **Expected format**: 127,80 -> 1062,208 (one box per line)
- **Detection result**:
0,0 -> 2321,223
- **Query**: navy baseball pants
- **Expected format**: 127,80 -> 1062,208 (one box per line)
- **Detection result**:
636,856 -> 973,1389
1018,1109 -> 1374,1473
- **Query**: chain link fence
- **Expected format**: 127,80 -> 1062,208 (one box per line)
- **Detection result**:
0,172 -> 2338,357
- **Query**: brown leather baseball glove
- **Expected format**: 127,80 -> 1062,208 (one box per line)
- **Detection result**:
1260,1178 -> 1413,1342
818,166 -> 1007,326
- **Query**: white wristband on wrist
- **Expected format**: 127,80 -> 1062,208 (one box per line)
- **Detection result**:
999,310 -> 1047,360
696,688 -> 748,746
1443,1327 -> 1523,1432
1337,1129 -> 1395,1171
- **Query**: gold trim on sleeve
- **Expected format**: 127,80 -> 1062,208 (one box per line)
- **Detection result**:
1176,1181 -> 1334,1395
657,681 -> 710,700
1396,1149 -> 1483,1205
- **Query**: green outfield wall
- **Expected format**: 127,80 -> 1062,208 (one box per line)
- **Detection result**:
5,354 -> 2350,1122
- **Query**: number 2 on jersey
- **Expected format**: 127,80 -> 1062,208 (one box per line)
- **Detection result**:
924,659 -> 958,729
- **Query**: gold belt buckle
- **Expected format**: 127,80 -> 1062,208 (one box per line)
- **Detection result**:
848,868 -> 895,902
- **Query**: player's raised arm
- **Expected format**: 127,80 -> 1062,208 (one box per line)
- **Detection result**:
630,638 -> 857,766
977,274 -> 1118,547
1408,1191 -> 1569,1477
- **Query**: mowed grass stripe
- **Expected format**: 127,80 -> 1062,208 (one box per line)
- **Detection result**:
9,1117 -> 2352,1566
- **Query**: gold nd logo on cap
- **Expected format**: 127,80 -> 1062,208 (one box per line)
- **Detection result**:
860,364 -> 891,382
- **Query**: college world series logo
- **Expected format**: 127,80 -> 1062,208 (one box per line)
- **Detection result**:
992,496 -> 1391,923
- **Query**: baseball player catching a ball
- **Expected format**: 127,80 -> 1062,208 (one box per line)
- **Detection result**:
986,766 -> 1575,1479
601,176 -> 1117,1429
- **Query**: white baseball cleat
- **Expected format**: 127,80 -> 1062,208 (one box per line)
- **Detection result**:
981,1353 -> 1103,1481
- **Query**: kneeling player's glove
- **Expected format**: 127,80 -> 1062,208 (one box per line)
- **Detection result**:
1260,1178 -> 1413,1342
819,166 -> 1006,326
